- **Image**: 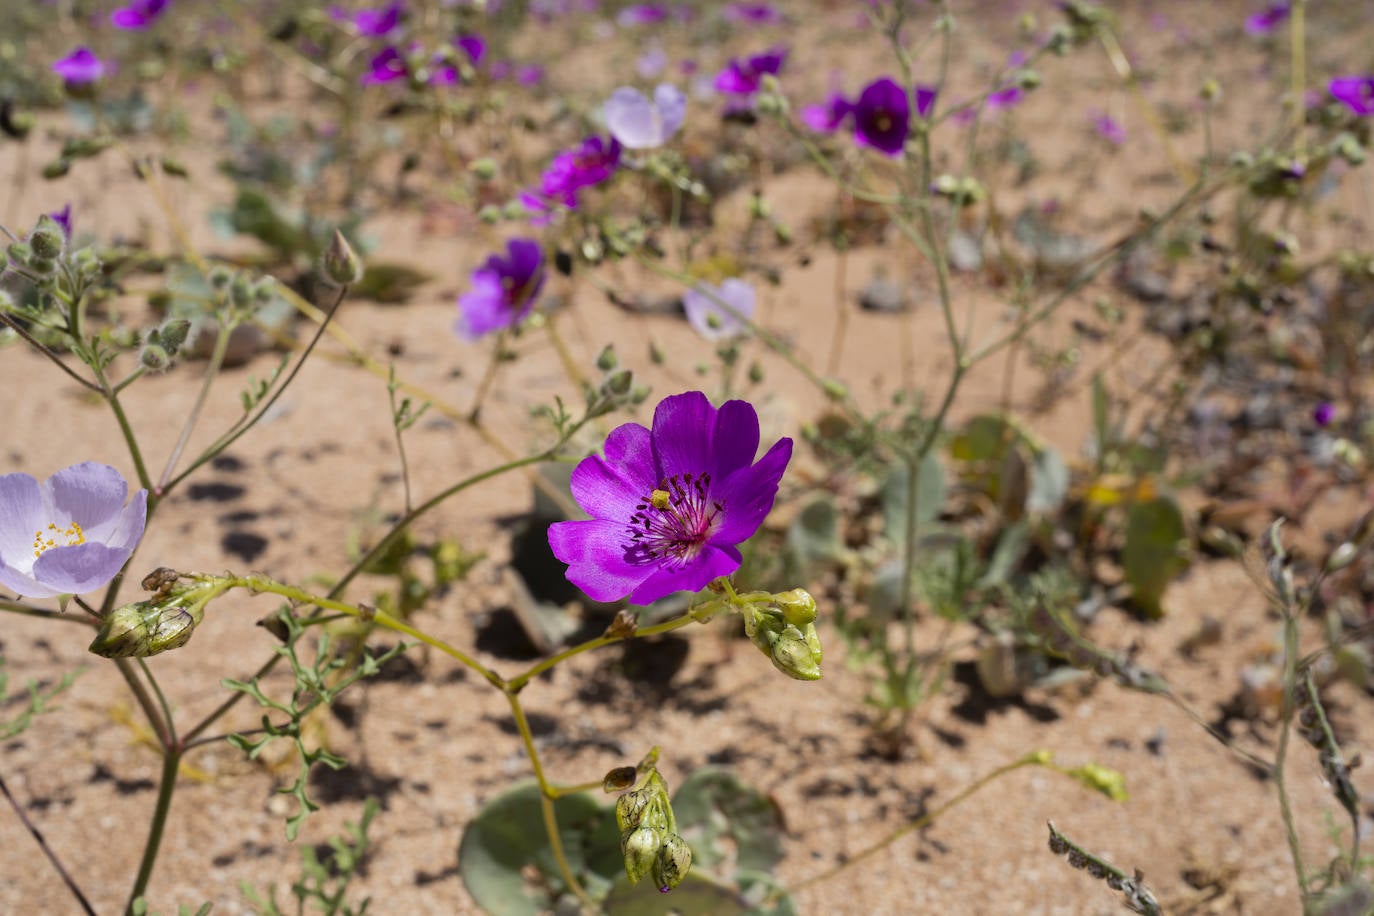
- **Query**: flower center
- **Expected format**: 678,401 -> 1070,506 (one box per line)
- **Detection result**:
624,472 -> 723,568
33,520 -> 85,558
874,111 -> 892,132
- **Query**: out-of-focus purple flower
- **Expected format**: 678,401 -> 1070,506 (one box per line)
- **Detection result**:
714,46 -> 786,96
525,135 -> 621,218
683,278 -> 755,340
0,462 -> 147,599
618,3 -> 668,26
1313,401 -> 1335,427
603,83 -> 686,149
1244,2 -> 1290,35
346,1 -> 404,36
1091,111 -> 1126,144
986,87 -> 1023,110
800,92 -> 851,133
913,84 -> 937,118
456,34 -> 486,65
52,47 -> 105,85
111,0 -> 170,29
1007,49 -> 1028,67
455,238 -> 547,340
49,205 -> 73,240
637,44 -> 668,79
850,77 -> 910,156
1330,77 -> 1374,116
548,391 -> 792,604
723,2 -> 780,24
516,64 -> 545,87
363,46 -> 408,84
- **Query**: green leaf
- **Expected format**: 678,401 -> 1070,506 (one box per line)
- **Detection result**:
671,768 -> 785,875
1123,495 -> 1188,619
880,451 -> 945,544
458,782 -> 622,915
785,495 -> 842,579
604,872 -> 755,915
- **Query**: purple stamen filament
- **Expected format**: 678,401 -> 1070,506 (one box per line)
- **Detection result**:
624,472 -> 723,567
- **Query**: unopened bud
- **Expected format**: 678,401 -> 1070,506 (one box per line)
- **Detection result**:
478,204 -> 502,224
253,276 -> 277,303
29,256 -> 58,276
622,826 -> 662,885
208,265 -> 233,290
42,158 -> 71,180
774,588 -> 818,627
1014,69 -> 1041,91
89,600 -> 200,658
596,345 -> 618,372
469,158 -> 498,181
139,343 -> 170,371
1200,78 -> 1221,103
29,216 -> 65,259
322,230 -> 364,286
770,624 -> 822,680
602,368 -> 633,397
158,319 -> 191,355
653,833 -> 692,892
230,275 -> 254,309
6,241 -> 30,268
1326,542 -> 1359,573
616,789 -> 651,834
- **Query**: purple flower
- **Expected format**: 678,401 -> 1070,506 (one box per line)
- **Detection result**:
800,92 -> 851,133
363,46 -> 408,84
348,1 -> 404,37
723,2 -> 780,24
524,135 -> 621,218
454,238 -> 547,340
986,86 -> 1023,110
111,0 -> 170,29
714,47 -> 786,96
456,34 -> 486,66
618,3 -> 669,26
683,278 -> 755,341
604,83 -> 686,149
1091,111 -> 1126,145
49,205 -> 73,239
0,462 -> 147,599
1330,77 -> 1374,116
1314,401 -> 1335,427
548,391 -> 792,604
52,47 -> 105,85
1244,2 -> 1290,35
851,77 -> 911,156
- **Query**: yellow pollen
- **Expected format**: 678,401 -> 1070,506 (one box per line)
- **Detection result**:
649,489 -> 671,510
33,521 -> 85,558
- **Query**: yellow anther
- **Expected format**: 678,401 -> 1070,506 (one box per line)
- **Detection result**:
650,489 -> 671,510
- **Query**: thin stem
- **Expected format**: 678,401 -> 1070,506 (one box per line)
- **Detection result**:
466,330 -> 509,423
1275,601 -> 1309,897
156,308 -> 237,492
0,312 -> 101,392
1290,0 -> 1306,136
137,659 -> 178,748
0,600 -> 96,626
825,230 -> 849,377
112,658 -> 169,748
0,775 -> 97,916
544,313 -> 586,391
125,747 -> 181,912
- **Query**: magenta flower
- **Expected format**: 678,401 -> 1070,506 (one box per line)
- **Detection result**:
1313,401 -> 1335,427
986,86 -> 1023,110
454,238 -> 547,340
52,47 -> 105,85
522,136 -> 621,219
1330,77 -> 1374,116
800,92 -> 851,132
349,1 -> 404,37
603,84 -> 687,149
456,34 -> 486,66
549,392 -> 792,604
1091,112 -> 1126,145
851,77 -> 911,155
0,463 -> 147,599
723,2 -> 780,24
363,46 -> 408,84
111,0 -> 170,29
1244,2 -> 1290,35
714,47 -> 786,96
683,278 -> 755,341
617,3 -> 669,26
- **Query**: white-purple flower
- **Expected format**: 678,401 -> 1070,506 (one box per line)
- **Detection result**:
603,84 -> 686,150
682,278 -> 755,341
0,462 -> 147,599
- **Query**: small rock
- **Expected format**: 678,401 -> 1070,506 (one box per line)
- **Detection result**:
858,273 -> 910,312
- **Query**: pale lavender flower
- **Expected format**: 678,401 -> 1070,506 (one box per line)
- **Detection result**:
637,44 -> 668,79
603,83 -> 686,149
548,391 -> 792,604
723,2 -> 780,24
618,3 -> 668,26
683,278 -> 755,341
0,463 -> 147,599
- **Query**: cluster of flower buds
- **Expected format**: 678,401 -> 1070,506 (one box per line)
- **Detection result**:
6,214 -> 69,282
585,345 -> 650,419
206,264 -> 278,318
88,569 -> 224,658
138,318 -> 191,372
739,587 -> 823,681
1293,673 -> 1361,822
609,767 -> 691,893
1046,821 -> 1160,916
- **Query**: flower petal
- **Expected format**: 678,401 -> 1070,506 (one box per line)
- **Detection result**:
709,398 -> 761,478
0,562 -> 47,599
653,82 -> 687,140
548,518 -> 652,601
569,422 -> 655,519
32,543 -> 133,597
651,391 -> 719,481
0,472 -> 43,573
604,87 -> 659,149
627,542 -> 741,605
711,436 -> 792,544
42,461 -> 128,529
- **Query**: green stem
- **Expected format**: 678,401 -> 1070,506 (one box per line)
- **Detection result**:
157,308 -> 237,492
112,658 -> 169,748
0,312 -> 100,392
125,746 -> 181,913
1275,603 -> 1309,898
0,601 -> 96,626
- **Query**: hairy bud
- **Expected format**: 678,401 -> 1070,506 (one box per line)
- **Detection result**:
89,600 -> 200,658
322,229 -> 364,286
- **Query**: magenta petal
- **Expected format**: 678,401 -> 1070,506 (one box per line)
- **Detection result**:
570,423 -> 656,518
711,437 -> 792,543
31,543 -> 132,597
627,543 -> 741,605
651,391 -> 718,480
549,519 -> 652,601
710,400 -> 761,478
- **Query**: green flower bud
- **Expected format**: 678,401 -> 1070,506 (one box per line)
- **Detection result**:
770,624 -> 823,681
208,265 -> 233,290
653,834 -> 692,892
803,622 -> 823,668
596,345 -> 618,372
29,216 -> 65,259
28,256 -> 58,276
469,158 -> 498,181
160,156 -> 188,178
616,789 -> 651,833
7,241 -> 31,268
42,158 -> 71,180
621,826 -> 662,885
1013,69 -> 1041,91
253,276 -> 277,303
158,319 -> 191,355
774,588 -> 818,627
321,230 -> 363,286
89,600 -> 200,658
478,204 -> 502,224
229,275 -> 254,309
748,362 -> 764,384
601,368 -> 633,398
139,342 -> 170,372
